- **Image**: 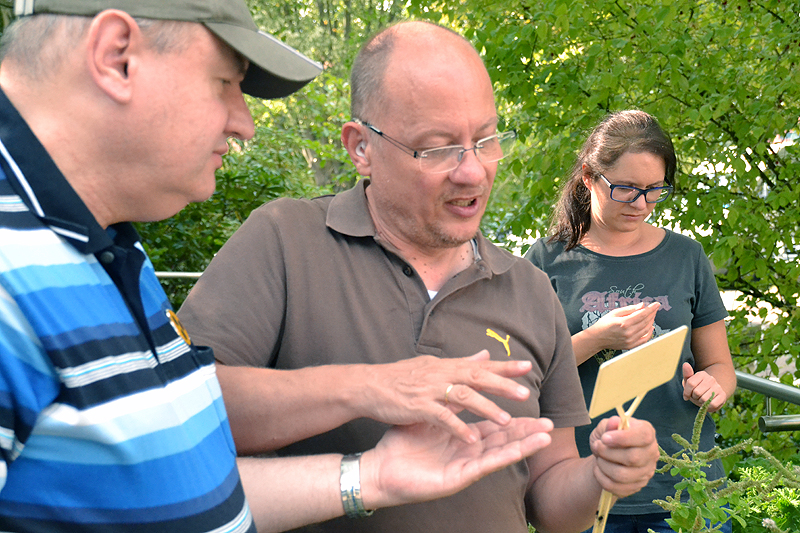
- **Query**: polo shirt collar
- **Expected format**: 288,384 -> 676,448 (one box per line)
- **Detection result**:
326,178 -> 376,238
326,178 -> 515,276
473,231 -> 515,275
0,86 -> 122,254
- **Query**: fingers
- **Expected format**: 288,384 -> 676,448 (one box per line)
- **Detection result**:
625,303 -> 660,342
440,359 -> 533,434
593,417 -> 656,449
442,353 -> 533,407
471,356 -> 535,380
590,417 -> 659,497
442,382 -> 502,415
460,418 -> 554,481
682,362 -> 699,402
450,351 -> 534,395
606,302 -> 645,317
682,361 -> 694,381
438,382 -> 524,442
682,368 -> 726,411
364,417 -> 554,509
473,416 -> 554,449
433,403 -> 482,443
607,302 -> 659,319
434,381 -> 518,443
464,349 -> 492,362
642,301 -> 661,314
364,355 -> 533,444
595,302 -> 660,351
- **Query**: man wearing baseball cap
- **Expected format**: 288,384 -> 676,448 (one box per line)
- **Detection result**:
0,1 -> 555,531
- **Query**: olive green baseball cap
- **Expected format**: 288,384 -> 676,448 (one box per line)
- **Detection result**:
14,0 -> 323,99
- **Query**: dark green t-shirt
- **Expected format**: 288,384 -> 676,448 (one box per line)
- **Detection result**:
526,229 -> 728,514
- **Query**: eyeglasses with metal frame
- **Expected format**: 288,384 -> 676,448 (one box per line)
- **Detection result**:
353,119 -> 516,174
597,173 -> 673,203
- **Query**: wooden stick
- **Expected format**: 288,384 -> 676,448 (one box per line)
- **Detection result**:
591,393 -> 645,533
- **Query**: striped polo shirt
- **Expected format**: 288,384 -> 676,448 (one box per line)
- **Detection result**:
0,89 -> 254,531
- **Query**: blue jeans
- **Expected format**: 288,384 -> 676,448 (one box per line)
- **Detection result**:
580,511 -> 732,533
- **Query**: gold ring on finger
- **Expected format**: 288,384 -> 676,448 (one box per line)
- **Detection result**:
444,384 -> 454,405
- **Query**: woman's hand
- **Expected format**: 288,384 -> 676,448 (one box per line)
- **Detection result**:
572,302 -> 660,364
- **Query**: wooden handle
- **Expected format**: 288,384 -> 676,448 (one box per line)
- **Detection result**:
591,394 -> 645,533
592,489 -> 615,533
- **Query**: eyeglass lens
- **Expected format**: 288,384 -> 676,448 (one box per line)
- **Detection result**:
420,133 -> 515,173
611,186 -> 671,203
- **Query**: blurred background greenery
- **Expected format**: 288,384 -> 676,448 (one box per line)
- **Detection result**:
2,0 -> 797,473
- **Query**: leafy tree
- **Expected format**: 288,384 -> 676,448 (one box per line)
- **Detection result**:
139,0 -> 394,304
0,2 -> 12,34
408,0 -> 799,455
143,3 -> 800,462
3,0 -> 797,457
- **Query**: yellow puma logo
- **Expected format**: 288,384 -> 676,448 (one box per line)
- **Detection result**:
486,328 -> 511,357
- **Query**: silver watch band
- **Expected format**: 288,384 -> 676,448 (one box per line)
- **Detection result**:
340,453 -> 374,519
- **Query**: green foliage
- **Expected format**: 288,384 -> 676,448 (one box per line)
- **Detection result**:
5,0 -> 795,453
732,456 -> 800,533
3,8 -> 798,531
407,0 -> 800,458
453,0 -> 799,309
655,397 -> 800,533
138,1 -> 395,308
0,2 -> 12,33
247,0 -> 404,79
137,73 -> 355,306
142,2 -> 800,457
714,384 -> 800,472
655,397 -> 749,532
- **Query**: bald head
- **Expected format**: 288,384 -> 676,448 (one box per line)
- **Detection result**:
350,21 -> 488,122
341,21 -> 500,256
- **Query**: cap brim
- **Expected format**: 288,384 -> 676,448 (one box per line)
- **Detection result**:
205,22 -> 323,99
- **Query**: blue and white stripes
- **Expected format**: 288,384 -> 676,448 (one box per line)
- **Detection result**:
0,166 -> 254,530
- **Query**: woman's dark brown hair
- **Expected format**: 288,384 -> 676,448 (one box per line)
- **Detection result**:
549,110 -> 677,250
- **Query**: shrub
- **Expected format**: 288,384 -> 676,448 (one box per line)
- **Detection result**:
655,397 -> 800,533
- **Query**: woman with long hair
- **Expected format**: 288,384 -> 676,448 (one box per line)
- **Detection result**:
526,110 -> 736,533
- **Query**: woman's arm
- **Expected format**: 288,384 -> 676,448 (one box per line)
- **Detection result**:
525,420 -> 658,533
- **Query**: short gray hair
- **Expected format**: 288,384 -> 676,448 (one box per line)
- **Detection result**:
0,14 -> 193,81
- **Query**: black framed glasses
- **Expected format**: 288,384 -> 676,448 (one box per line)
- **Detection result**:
598,174 -> 673,203
354,119 -> 516,173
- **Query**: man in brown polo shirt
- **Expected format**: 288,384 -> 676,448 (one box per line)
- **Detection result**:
179,21 -> 659,532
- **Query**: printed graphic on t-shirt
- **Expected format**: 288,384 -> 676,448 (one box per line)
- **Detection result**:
579,285 -> 671,365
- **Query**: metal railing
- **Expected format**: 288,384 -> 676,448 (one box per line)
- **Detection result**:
149,276 -> 800,434
155,272 -> 203,279
735,370 -> 800,433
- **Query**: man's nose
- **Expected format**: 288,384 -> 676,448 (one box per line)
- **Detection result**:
227,91 -> 256,141
449,147 -> 487,184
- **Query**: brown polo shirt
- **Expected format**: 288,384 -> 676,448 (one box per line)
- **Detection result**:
179,179 -> 589,532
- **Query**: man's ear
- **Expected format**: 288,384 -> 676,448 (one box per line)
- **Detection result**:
86,10 -> 142,104
341,121 -> 371,176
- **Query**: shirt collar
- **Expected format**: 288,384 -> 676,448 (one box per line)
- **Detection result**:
326,179 -> 377,238
0,86 -> 123,254
326,179 -> 515,275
